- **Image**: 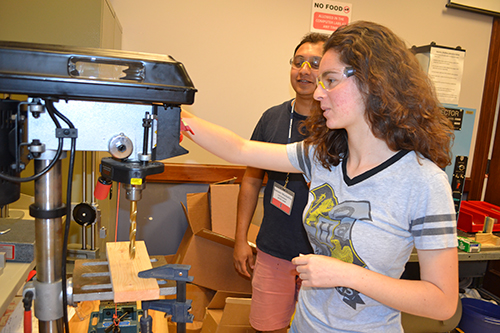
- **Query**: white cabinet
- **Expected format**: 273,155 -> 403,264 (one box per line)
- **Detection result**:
0,0 -> 122,49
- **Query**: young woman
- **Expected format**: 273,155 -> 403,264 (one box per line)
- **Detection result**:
181,21 -> 458,332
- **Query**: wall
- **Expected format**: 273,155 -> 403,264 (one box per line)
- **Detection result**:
109,0 -> 493,170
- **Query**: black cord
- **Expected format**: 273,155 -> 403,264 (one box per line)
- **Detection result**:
46,99 -> 76,333
44,100 -> 62,128
61,136 -> 75,333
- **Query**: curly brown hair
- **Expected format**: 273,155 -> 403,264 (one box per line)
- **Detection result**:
303,21 -> 454,169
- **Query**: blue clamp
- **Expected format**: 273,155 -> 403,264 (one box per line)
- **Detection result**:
138,263 -> 194,333
142,299 -> 194,324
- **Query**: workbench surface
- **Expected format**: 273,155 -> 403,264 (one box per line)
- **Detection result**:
0,260 -> 35,319
409,231 -> 500,262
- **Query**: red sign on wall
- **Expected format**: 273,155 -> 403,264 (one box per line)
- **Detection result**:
311,1 -> 352,33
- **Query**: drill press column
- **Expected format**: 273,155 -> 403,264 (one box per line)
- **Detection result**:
33,156 -> 64,333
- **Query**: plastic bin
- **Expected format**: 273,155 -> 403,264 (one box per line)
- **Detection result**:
458,298 -> 500,332
457,201 -> 500,233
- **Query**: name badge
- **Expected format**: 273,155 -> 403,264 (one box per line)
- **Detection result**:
271,182 -> 295,215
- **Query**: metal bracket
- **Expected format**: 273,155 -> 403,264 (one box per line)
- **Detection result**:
55,128 -> 78,138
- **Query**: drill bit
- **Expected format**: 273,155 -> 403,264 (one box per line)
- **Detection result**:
129,200 -> 137,259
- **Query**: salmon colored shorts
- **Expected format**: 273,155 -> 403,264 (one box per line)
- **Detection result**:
249,249 -> 301,331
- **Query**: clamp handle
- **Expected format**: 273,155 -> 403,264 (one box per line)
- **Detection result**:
138,264 -> 193,282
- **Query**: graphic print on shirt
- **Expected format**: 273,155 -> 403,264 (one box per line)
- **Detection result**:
304,183 -> 372,310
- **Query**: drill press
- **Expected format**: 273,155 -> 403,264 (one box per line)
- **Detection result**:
0,40 -> 197,332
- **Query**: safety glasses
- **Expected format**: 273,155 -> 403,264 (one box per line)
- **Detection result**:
316,66 -> 355,91
290,56 -> 322,70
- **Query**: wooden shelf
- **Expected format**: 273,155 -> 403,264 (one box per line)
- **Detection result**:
147,163 -> 248,184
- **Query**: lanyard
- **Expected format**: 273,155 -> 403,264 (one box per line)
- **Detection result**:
288,100 -> 295,144
284,100 -> 296,187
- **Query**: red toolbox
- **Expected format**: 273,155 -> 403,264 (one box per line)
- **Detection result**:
457,201 -> 500,233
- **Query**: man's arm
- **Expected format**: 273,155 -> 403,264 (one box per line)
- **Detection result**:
233,167 -> 265,277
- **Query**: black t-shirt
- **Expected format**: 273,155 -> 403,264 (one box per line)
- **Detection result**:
250,99 -> 313,261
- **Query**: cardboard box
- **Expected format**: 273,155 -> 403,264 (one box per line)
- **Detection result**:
247,223 -> 259,247
209,184 -> 240,239
168,320 -> 203,333
174,186 -> 253,293
201,291 -> 254,333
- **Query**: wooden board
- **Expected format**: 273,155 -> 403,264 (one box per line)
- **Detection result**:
106,241 -> 160,303
476,233 -> 500,249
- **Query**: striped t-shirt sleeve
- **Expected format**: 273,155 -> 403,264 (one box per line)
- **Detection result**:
410,173 -> 458,249
286,141 -> 312,181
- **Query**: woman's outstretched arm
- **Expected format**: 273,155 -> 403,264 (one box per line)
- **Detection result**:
181,110 -> 300,173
